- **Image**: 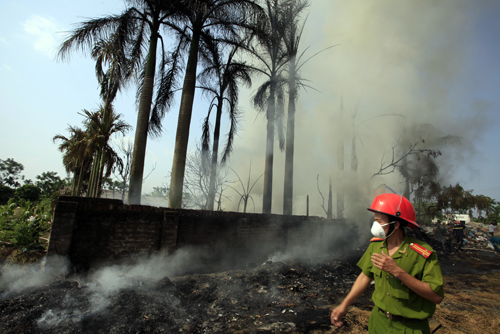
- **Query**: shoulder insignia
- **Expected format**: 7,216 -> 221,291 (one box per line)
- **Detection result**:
370,237 -> 384,242
410,242 -> 432,258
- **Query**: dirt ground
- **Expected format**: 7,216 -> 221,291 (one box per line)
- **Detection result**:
1,245 -> 499,334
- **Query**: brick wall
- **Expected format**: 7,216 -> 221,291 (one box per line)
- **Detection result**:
48,196 -> 346,272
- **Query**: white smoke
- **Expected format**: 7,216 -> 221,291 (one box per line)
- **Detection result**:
0,255 -> 70,300
220,0 -> 491,223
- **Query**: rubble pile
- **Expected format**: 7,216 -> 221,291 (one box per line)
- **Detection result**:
412,224 -> 496,255
462,227 -> 495,250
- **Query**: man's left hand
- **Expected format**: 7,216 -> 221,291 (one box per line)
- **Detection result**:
371,251 -> 400,276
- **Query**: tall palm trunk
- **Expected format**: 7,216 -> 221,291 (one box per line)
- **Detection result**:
88,151 -> 101,197
327,176 -> 333,219
351,134 -> 358,172
402,155 -> 410,198
128,27 -> 159,204
336,103 -> 344,219
75,168 -> 83,196
283,60 -> 296,215
169,28 -> 201,208
97,153 -> 107,197
75,161 -> 86,196
70,158 -> 79,195
262,84 -> 276,214
206,97 -> 223,211
95,70 -> 115,198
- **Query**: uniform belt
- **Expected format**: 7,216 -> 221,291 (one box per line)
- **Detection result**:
378,307 -> 425,323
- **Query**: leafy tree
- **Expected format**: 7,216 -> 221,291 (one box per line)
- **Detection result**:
58,0 -> 180,205
0,185 -> 15,205
0,158 -> 25,188
35,171 -> 64,199
397,124 -> 461,199
197,38 -> 254,210
414,200 -> 444,226
474,195 -> 496,221
435,183 -> 475,219
484,201 -> 500,224
148,186 -> 169,198
14,184 -> 41,202
168,0 -> 263,209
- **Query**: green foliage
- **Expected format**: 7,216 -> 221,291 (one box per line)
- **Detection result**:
14,184 -> 41,202
147,186 -> 169,198
0,158 -> 25,188
435,184 -> 475,214
35,171 -> 63,199
415,200 -> 444,226
0,184 -> 15,205
0,198 -> 52,251
481,200 -> 500,224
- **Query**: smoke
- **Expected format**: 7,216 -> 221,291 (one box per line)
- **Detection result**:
217,0 -> 492,224
33,247 -> 214,329
0,255 -> 70,300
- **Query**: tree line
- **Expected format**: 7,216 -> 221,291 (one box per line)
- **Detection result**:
51,0 -> 496,221
55,0 -> 321,214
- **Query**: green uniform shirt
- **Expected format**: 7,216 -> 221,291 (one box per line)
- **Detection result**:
357,235 -> 444,320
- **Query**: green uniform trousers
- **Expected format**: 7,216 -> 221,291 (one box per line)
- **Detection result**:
368,306 -> 430,334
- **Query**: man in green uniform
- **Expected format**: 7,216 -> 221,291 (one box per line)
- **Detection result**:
331,193 -> 444,333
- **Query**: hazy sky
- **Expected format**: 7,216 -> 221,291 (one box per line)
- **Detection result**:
1,0 -> 499,218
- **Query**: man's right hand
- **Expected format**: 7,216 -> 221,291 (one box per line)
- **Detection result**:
330,304 -> 347,327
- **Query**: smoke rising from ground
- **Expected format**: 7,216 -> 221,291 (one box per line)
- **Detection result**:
0,255 -> 70,300
29,230 -> 361,330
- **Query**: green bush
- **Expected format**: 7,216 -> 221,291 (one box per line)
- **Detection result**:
0,184 -> 14,205
13,216 -> 41,249
15,184 -> 41,202
0,198 -> 52,251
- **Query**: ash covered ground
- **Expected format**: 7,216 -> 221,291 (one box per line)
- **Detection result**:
1,229 -> 499,334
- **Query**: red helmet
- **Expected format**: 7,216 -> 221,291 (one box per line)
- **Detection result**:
368,193 -> 419,229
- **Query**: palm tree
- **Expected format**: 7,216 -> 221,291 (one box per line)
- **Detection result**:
247,0 -> 289,213
197,37 -> 253,210
280,0 -> 336,215
79,106 -> 131,197
281,0 -> 307,215
53,126 -> 92,196
58,0 -> 180,204
86,34 -> 130,197
167,0 -> 263,209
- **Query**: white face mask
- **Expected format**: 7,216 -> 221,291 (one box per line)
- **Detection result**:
371,221 -> 395,239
